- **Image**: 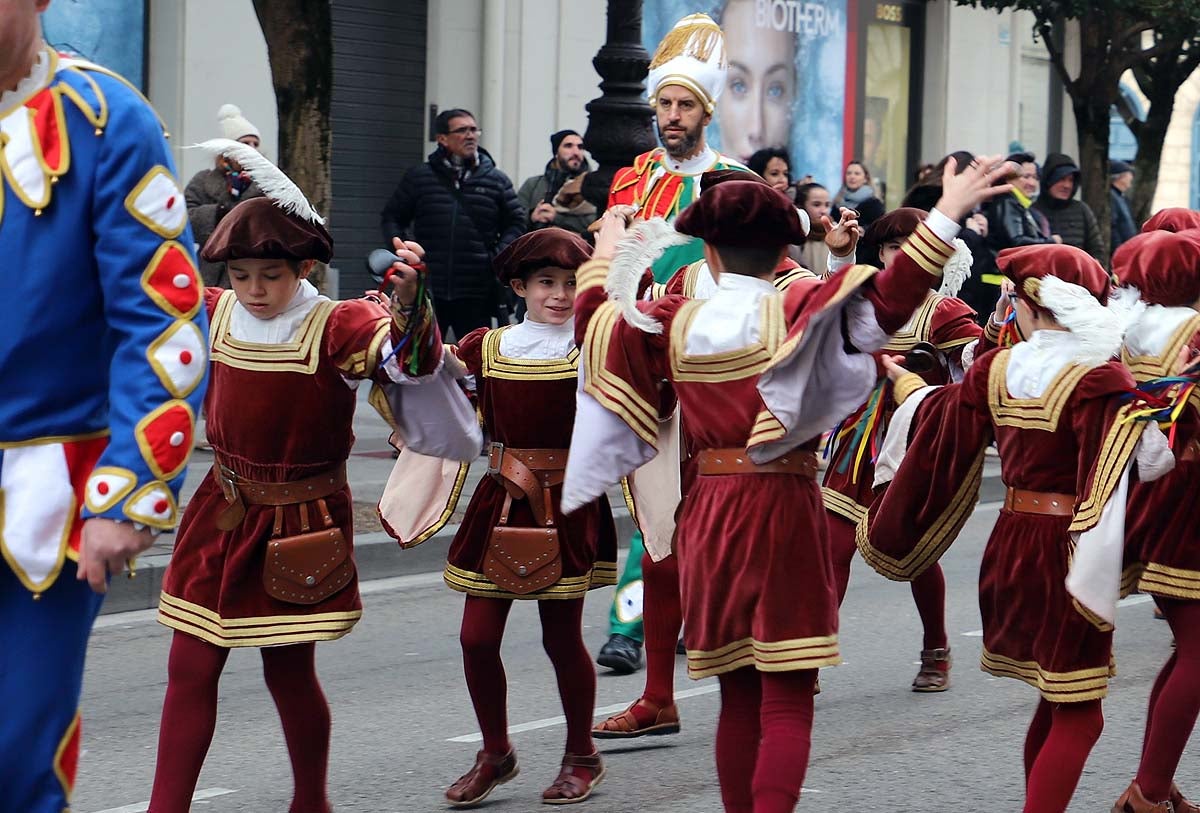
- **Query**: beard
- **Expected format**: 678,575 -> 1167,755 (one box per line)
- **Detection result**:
658,120 -> 703,160
560,154 -> 584,173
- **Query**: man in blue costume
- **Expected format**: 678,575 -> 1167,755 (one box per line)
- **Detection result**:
0,3 -> 208,810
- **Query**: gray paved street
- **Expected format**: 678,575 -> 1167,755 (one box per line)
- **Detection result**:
74,502 -> 1194,813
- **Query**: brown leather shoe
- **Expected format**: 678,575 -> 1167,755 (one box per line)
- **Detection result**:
592,698 -> 680,739
445,748 -> 518,808
1173,784 -> 1200,813
1111,781 -> 1173,813
912,647 -> 952,692
542,752 -> 605,805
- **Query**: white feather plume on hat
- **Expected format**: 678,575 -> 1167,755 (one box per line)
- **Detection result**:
193,138 -> 326,225
938,238 -> 973,298
1036,276 -> 1143,367
606,219 -> 690,334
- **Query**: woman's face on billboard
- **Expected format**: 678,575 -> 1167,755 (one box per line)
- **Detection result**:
721,0 -> 796,162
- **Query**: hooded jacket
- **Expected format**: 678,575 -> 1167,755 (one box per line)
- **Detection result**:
380,146 -> 526,301
1032,153 -> 1104,260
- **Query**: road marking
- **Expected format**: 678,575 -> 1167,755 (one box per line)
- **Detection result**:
961,630 -> 983,637
448,683 -> 720,742
92,787 -> 236,813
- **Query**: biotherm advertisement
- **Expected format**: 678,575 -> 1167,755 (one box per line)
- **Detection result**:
41,0 -> 147,90
644,0 -> 848,191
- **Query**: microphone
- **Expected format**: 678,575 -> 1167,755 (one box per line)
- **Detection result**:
367,248 -> 403,283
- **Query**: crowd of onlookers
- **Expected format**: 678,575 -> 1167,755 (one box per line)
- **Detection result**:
187,103 -> 1143,337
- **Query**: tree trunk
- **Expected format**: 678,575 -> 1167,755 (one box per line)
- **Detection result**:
1072,95 -> 1112,262
1129,100 -> 1170,226
252,0 -> 333,283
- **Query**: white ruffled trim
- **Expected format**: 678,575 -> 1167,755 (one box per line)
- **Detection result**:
1037,276 -> 1140,367
0,47 -> 51,118
938,238 -> 973,299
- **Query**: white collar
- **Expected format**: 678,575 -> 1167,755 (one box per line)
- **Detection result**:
661,145 -> 717,176
716,272 -> 777,296
1124,304 -> 1198,358
0,46 -> 51,118
498,314 -> 576,360
1006,329 -> 1083,399
228,279 -> 326,344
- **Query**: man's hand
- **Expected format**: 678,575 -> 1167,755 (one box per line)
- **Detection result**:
934,155 -> 1014,224
388,237 -> 426,308
880,354 -> 909,383
821,207 -> 862,258
592,206 -> 635,261
77,518 -> 155,594
966,212 -> 989,237
531,202 -> 557,225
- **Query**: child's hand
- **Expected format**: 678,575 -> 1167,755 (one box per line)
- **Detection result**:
934,155 -> 1013,223
388,237 -> 426,308
994,279 -> 1015,323
880,354 -> 908,383
592,207 -> 634,261
821,207 -> 861,257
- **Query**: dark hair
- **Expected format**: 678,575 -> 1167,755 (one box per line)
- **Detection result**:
747,147 -> 791,180
900,150 -> 974,210
435,108 -> 475,135
1006,151 -> 1035,166
712,244 -> 784,276
845,159 -> 872,186
794,182 -> 827,208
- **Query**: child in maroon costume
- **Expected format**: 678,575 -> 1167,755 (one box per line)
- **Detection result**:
1110,228 -> 1200,813
148,144 -> 472,813
859,244 -> 1168,813
822,207 -> 1002,691
565,160 -> 1011,813
435,228 -> 617,807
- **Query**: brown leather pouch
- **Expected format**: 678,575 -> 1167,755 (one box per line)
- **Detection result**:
263,499 -> 354,605
484,524 -> 562,595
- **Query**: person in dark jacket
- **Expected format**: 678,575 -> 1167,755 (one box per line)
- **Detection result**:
1110,159 -> 1137,255
903,151 -> 998,322
381,108 -> 526,338
1032,152 -> 1104,260
986,152 -> 1057,250
516,130 -> 595,238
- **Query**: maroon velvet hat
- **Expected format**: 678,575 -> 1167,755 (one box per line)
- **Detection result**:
674,179 -> 806,248
1113,228 -> 1200,306
699,167 -> 767,191
201,197 -> 334,264
493,227 -> 592,284
1141,207 -> 1200,234
997,243 -> 1112,307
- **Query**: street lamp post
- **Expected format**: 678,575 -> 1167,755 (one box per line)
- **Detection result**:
582,0 -> 656,211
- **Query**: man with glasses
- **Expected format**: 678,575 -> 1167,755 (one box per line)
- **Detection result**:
381,108 -> 525,338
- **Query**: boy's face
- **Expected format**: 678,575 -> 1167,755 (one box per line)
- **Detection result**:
227,258 -> 310,320
510,266 -> 576,326
878,239 -> 905,268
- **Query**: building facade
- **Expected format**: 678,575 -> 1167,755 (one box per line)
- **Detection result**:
50,0 -> 1199,295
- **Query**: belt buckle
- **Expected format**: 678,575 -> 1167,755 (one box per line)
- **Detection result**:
486,442 -> 505,477
218,465 -> 240,504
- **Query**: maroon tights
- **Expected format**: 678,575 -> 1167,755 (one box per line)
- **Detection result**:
149,632 -> 332,813
1135,598 -> 1200,801
459,595 -> 595,759
1021,698 -> 1104,813
715,667 -> 817,813
642,552 -> 683,708
829,514 -> 947,650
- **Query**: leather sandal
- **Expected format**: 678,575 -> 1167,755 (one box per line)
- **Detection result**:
592,698 -> 680,739
1173,784 -> 1200,813
912,647 -> 952,692
542,752 -> 605,805
1111,781 -> 1173,813
445,748 -> 518,808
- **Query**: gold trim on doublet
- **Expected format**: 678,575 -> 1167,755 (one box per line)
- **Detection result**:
443,561 -> 616,600
480,327 -> 579,381
208,291 -> 334,374
686,634 -> 841,679
980,648 -> 1112,703
988,350 -> 1089,431
669,296 -> 784,382
157,591 -> 361,647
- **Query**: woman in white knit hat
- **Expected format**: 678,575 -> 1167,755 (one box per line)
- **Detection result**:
184,104 -> 264,286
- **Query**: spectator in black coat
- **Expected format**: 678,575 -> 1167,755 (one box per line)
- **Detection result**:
986,152 -> 1057,251
1110,159 -> 1137,255
1032,153 -> 1104,260
381,108 -> 526,338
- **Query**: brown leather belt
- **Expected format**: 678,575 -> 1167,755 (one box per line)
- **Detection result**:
696,448 -> 818,478
212,460 -> 347,531
1003,487 -> 1074,517
487,443 -> 568,526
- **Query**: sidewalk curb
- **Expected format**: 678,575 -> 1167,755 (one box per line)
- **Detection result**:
100,473 -> 1008,616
